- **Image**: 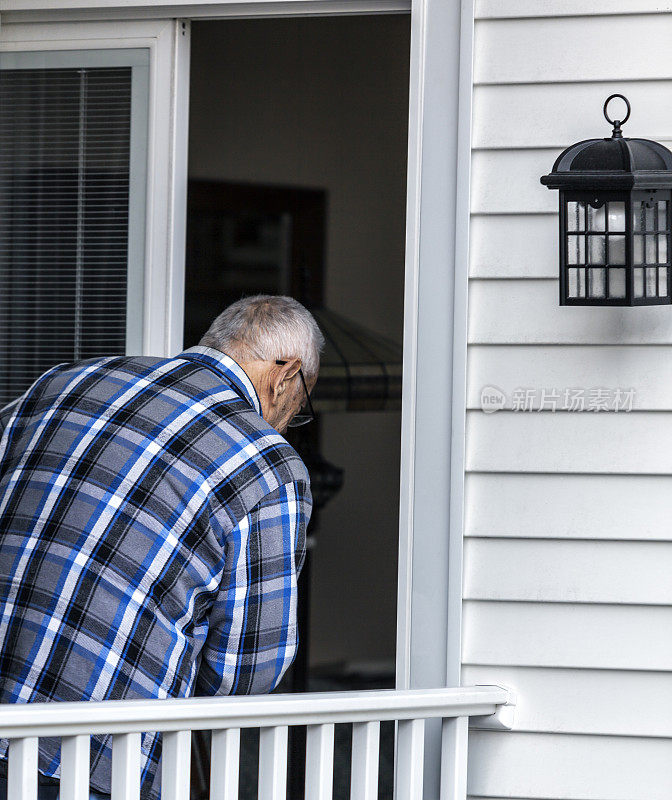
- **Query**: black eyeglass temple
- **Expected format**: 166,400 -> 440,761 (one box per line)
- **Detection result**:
275,360 -> 315,422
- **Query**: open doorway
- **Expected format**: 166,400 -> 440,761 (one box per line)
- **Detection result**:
185,15 -> 410,797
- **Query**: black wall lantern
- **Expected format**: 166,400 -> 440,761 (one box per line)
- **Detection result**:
541,94 -> 672,306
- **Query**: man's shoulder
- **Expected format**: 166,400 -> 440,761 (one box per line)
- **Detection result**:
225,412 -> 309,485
31,355 -> 167,392
208,412 -> 310,510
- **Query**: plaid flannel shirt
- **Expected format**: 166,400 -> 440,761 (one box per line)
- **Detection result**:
0,346 -> 311,799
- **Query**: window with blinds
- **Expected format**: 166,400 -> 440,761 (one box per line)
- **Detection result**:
0,54 -> 147,407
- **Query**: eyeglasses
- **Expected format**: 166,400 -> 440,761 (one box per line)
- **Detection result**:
275,360 -> 315,427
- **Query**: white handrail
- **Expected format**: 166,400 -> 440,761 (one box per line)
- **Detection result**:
0,685 -> 512,738
1,686 -> 515,800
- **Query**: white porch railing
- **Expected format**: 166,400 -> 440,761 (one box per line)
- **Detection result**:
0,685 -> 514,800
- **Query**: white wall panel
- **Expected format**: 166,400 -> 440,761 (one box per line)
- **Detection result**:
463,600 -> 672,669
467,731 -> 672,800
466,5 -> 672,800
467,344 -> 672,409
471,150 -> 558,214
464,538 -> 672,604
469,215 -> 556,278
475,15 -> 672,85
465,473 -> 672,541
463,665 -> 672,737
473,82 -> 672,150
467,409 -> 672,474
469,280 -> 672,344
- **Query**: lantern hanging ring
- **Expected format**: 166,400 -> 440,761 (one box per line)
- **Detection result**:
603,94 -> 631,137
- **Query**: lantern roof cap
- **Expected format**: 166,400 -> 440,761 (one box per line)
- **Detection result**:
541,135 -> 672,190
541,94 -> 672,191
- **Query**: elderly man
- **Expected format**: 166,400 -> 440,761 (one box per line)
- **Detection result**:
0,295 -> 323,800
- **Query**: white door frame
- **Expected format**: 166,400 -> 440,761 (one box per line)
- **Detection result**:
1,1 -> 474,793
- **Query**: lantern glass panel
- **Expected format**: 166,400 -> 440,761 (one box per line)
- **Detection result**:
659,268 -> 668,296
588,268 -> 605,298
587,204 -> 606,231
589,236 -> 606,264
567,235 -> 585,264
567,201 -> 585,231
608,235 -> 626,264
658,201 -> 667,229
646,267 -> 657,296
658,236 -> 668,262
646,235 -> 656,263
609,268 -> 626,298
560,190 -> 671,304
608,202 -> 626,232
567,268 -> 586,298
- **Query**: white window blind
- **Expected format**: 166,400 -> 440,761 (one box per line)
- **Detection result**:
0,51 -> 148,406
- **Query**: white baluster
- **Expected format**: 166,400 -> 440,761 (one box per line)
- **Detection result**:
440,716 -> 468,800
111,732 -> 141,800
210,728 -> 240,800
305,723 -> 334,800
350,721 -> 379,800
60,735 -> 90,800
258,726 -> 288,800
396,719 -> 425,800
8,737 -> 38,800
162,730 -> 191,800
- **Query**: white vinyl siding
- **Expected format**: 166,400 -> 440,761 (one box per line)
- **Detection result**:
466,473 -> 672,541
467,732 -> 672,800
464,3 -> 672,799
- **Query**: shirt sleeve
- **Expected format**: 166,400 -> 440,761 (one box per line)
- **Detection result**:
195,479 -> 311,696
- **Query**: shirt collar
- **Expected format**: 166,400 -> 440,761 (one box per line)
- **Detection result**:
178,346 -> 263,416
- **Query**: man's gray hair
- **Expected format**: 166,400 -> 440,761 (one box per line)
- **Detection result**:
200,295 -> 325,381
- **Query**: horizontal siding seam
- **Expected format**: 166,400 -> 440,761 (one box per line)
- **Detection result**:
471,142 -> 672,152
463,661 -> 672,674
462,661 -> 672,674
466,469 -> 672,476
465,534 -> 671,540
465,341 -> 672,348
469,278 -> 555,282
465,408 -> 672,415
470,211 -> 556,218
463,596 -> 672,607
473,76 -> 672,88
466,411 -> 672,416
475,12 -> 672,21
468,727 -> 672,740
465,537 -> 672,543
463,598 -> 672,609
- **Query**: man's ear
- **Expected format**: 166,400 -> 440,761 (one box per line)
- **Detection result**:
271,358 -> 302,403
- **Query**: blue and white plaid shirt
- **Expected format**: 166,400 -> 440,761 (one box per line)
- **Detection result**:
0,346 -> 311,799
